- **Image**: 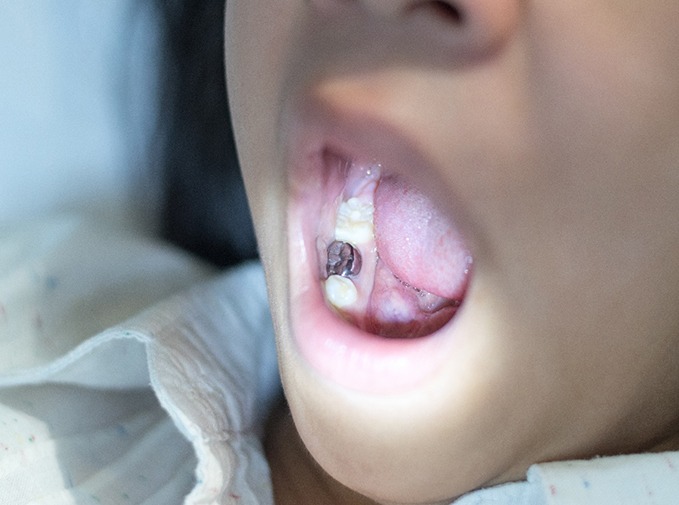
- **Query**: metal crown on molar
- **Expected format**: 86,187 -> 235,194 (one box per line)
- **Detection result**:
326,240 -> 362,278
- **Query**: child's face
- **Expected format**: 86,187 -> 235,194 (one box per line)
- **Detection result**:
226,1 -> 679,503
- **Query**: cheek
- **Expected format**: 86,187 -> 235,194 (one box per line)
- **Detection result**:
527,1 -> 679,174
522,6 -> 679,297
225,0 -> 295,169
225,1 -> 295,233
444,2 -> 679,303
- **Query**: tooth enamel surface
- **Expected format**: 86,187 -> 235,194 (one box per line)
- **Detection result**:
324,275 -> 359,309
334,197 -> 375,244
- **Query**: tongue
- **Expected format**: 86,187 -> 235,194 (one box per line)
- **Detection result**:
374,177 -> 470,300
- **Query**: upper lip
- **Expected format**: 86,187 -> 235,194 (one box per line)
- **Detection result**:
284,92 -> 442,193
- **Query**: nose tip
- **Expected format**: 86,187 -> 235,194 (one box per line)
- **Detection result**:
325,0 -> 520,58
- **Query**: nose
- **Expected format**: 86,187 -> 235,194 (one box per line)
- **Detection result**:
320,0 -> 520,58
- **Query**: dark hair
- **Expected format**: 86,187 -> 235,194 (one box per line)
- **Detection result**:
153,1 -> 257,268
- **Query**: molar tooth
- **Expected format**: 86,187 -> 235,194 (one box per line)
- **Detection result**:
324,275 -> 358,309
326,240 -> 362,278
334,197 -> 375,244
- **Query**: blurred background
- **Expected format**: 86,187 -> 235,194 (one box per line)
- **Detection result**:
0,0 -> 257,268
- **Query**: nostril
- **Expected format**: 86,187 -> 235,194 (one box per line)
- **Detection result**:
408,0 -> 519,59
411,0 -> 464,25
314,0 -> 517,58
426,1 -> 464,24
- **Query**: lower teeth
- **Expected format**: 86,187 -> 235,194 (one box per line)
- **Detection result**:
326,240 -> 362,278
324,275 -> 359,309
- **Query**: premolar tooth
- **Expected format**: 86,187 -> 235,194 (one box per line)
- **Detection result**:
334,197 -> 374,244
324,275 -> 358,308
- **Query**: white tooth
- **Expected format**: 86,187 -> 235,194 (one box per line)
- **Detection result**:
324,275 -> 359,309
334,197 -> 374,245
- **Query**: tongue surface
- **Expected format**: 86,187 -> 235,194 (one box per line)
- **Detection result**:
374,177 -> 470,300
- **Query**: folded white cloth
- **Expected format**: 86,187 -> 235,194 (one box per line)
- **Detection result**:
0,216 -> 278,504
451,451 -> 679,505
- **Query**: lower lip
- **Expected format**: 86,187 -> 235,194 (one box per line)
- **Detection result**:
288,200 -> 461,395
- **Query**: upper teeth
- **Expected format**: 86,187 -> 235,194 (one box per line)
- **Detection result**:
334,197 -> 374,245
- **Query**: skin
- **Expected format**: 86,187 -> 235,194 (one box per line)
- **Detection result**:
225,1 -> 679,504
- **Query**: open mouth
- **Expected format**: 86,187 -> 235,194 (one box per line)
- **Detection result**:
317,150 -> 471,338
288,139 -> 472,394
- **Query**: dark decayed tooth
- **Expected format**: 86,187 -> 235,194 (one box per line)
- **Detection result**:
326,240 -> 362,278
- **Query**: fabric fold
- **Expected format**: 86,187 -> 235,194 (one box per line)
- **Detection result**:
0,217 -> 279,505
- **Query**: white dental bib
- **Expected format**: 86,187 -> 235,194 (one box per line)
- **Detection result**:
0,216 -> 278,504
